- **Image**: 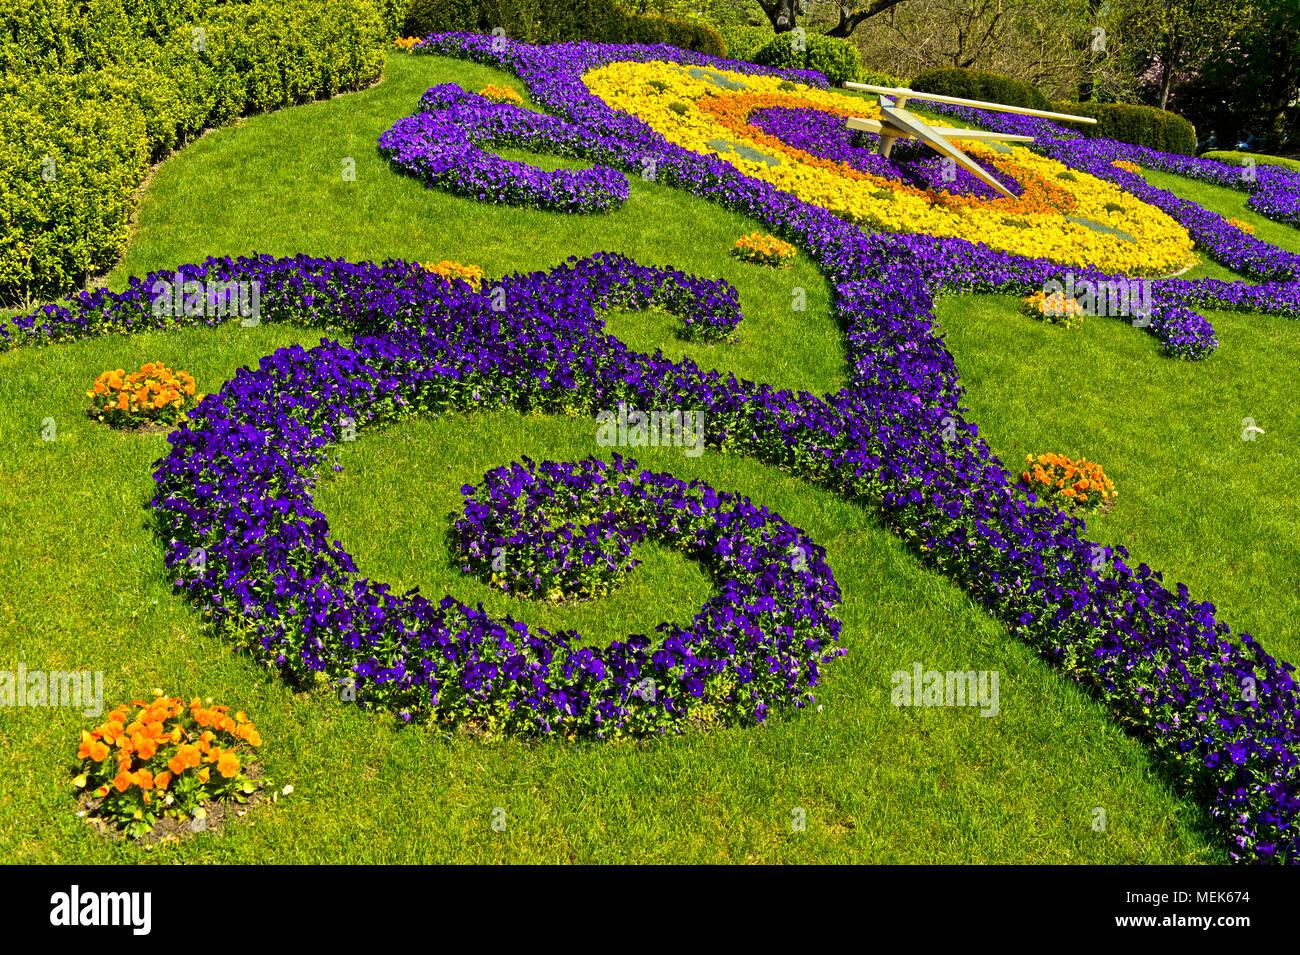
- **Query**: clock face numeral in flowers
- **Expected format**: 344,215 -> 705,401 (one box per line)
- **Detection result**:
491,286 -> 506,312
634,678 -> 657,702
491,546 -> 507,574
41,156 -> 56,182
191,27 -> 205,53
342,157 -> 356,182
641,160 -> 657,182
1241,157 -> 1256,183
940,415 -> 957,443
791,286 -> 806,311
340,679 -> 357,703
941,157 -> 957,183
789,545 -> 807,571
340,416 -> 356,442
791,807 -> 806,832
188,547 -> 207,577
1241,417 -> 1264,441
1090,27 -> 1107,54
490,27 -> 507,55
1092,807 -> 1107,832
1242,676 -> 1257,703
40,417 -> 56,442
1090,544 -> 1107,573
791,27 -> 807,53
491,807 -> 506,832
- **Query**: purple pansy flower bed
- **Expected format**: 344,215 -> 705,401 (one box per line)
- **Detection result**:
379,84 -> 630,214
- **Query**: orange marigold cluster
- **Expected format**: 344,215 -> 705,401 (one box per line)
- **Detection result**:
1111,159 -> 1143,174
1021,290 -> 1087,328
87,362 -> 200,427
76,694 -> 263,834
394,36 -> 426,50
732,231 -> 797,267
421,260 -> 485,291
480,84 -> 523,105
1228,217 -> 1256,235
1020,453 -> 1117,510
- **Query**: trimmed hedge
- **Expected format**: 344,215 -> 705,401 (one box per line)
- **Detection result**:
910,67 -> 1051,112
717,24 -> 774,63
402,0 -> 725,56
1052,101 -> 1198,157
1,0 -> 390,305
1203,150 -> 1300,173
751,29 -> 860,85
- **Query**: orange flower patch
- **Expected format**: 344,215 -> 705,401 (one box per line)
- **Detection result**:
75,692 -> 264,838
1019,453 -> 1117,511
87,363 -> 201,429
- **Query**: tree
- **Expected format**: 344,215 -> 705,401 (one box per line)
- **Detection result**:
751,0 -> 919,34
1116,0 -> 1252,110
823,1 -> 919,37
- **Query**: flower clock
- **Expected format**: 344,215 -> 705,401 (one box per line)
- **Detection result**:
8,34 -> 1300,864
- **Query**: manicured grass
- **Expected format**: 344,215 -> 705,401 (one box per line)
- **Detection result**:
7,50 -> 1293,863
934,171 -> 1300,665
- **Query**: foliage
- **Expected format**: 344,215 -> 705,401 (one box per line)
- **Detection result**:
0,0 -> 389,307
402,0 -> 726,55
751,28 -> 861,84
910,66 -> 1052,111
1053,100 -> 1198,156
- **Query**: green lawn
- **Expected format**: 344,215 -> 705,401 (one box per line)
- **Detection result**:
4,50 -> 1295,863
935,171 -> 1300,665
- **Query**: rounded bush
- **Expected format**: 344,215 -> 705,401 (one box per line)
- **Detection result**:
752,30 -> 861,86
1053,100 -> 1198,157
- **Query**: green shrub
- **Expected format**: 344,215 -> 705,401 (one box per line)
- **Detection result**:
1051,101 -> 1197,157
910,67 -> 1051,112
1201,150 -> 1300,172
0,0 -> 388,305
856,67 -> 906,88
717,24 -> 773,63
401,0 -> 724,54
752,29 -> 861,85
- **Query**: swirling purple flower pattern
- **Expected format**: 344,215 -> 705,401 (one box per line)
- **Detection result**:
379,84 -> 630,214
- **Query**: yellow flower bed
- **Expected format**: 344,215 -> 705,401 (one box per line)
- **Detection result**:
1020,453 -> 1117,510
481,84 -> 523,105
584,61 -> 1194,275
732,231 -> 796,266
421,260 -> 485,291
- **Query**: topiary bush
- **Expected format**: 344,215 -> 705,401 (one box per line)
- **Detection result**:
1052,101 -> 1198,157
909,67 -> 1051,112
752,29 -> 860,85
717,24 -> 773,63
0,0 -> 389,306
